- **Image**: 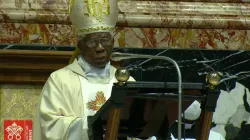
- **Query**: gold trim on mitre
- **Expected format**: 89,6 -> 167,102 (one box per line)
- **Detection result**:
78,26 -> 115,34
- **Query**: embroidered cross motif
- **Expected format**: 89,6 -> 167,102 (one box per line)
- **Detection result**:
84,0 -> 110,22
87,91 -> 107,111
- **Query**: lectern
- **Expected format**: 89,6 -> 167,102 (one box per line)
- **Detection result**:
87,69 -> 221,140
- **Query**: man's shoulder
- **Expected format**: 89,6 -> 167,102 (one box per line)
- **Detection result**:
43,65 -> 81,96
49,65 -> 77,81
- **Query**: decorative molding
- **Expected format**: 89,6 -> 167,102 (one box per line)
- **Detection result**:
0,50 -> 73,84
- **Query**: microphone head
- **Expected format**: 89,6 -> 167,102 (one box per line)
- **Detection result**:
110,52 -> 122,61
110,52 -> 138,61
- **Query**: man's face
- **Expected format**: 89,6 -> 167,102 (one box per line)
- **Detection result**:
78,32 -> 114,68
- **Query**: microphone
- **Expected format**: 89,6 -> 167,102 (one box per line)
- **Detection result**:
111,52 -> 169,61
110,52 -> 183,140
110,52 -> 137,61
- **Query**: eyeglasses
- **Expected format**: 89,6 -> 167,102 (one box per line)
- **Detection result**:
84,39 -> 113,48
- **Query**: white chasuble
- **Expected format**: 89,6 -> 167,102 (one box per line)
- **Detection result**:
79,76 -> 116,130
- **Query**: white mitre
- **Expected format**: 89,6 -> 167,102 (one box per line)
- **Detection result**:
69,0 -> 119,37
68,0 -> 119,63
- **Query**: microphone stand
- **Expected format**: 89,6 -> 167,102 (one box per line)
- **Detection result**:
110,52 -> 183,140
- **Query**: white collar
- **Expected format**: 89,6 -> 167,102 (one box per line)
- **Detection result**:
77,56 -> 110,80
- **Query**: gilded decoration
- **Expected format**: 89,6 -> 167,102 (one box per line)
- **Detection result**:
86,91 -> 107,111
84,0 -> 110,22
0,85 -> 42,140
78,26 -> 115,34
69,0 -> 110,22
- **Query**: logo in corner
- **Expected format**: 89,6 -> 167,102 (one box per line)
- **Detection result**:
5,122 -> 23,140
4,120 -> 33,140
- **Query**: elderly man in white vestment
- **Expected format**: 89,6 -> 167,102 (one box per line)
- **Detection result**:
32,0 -> 138,139
32,0 -> 227,139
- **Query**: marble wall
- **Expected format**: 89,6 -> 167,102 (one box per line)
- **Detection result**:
0,0 -> 249,49
0,0 -> 249,29
1,23 -> 250,50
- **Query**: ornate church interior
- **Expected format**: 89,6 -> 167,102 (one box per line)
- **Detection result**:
0,0 -> 250,140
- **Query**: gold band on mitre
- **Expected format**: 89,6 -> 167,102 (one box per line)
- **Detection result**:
77,26 -> 116,35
